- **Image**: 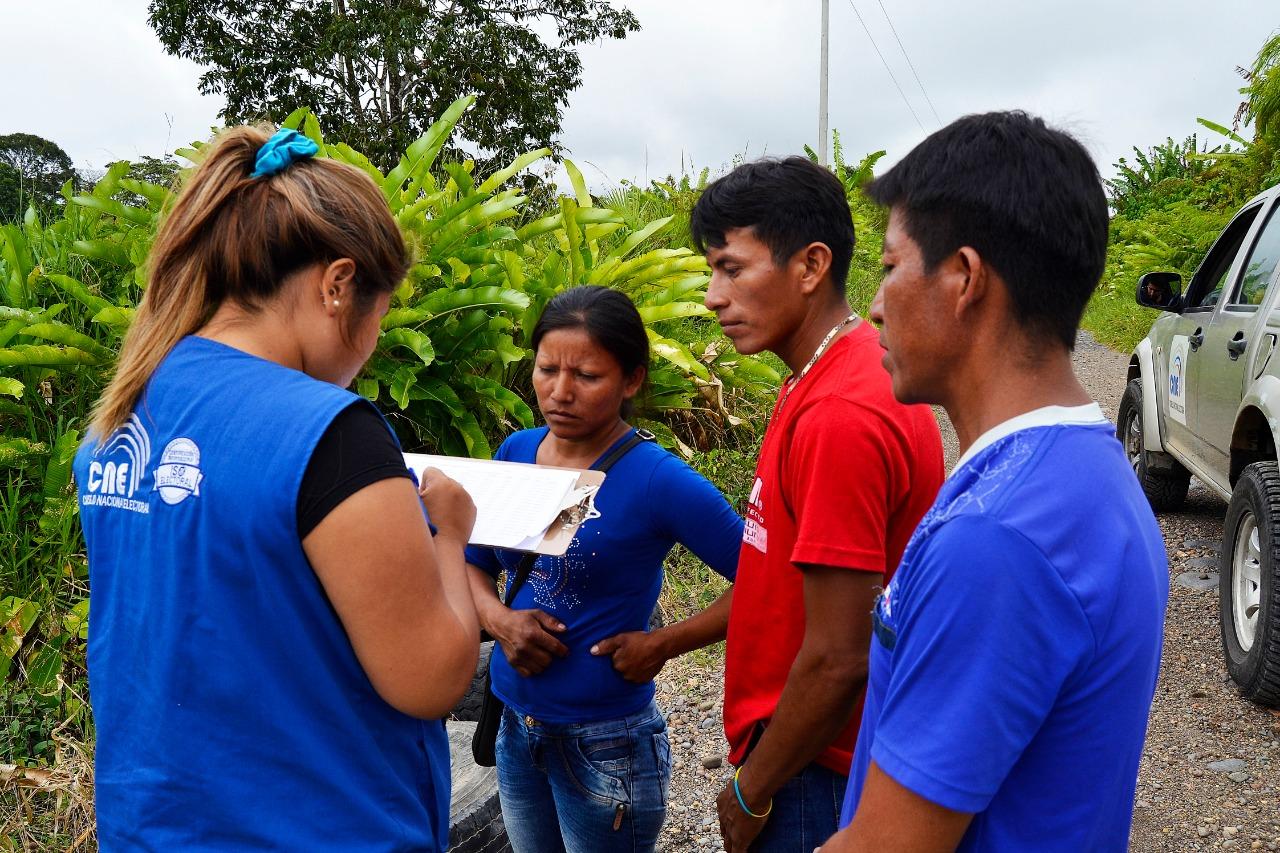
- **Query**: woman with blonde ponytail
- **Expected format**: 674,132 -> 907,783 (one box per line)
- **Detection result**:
74,126 -> 479,852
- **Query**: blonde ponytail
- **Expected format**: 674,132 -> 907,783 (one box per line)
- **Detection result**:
90,126 -> 408,440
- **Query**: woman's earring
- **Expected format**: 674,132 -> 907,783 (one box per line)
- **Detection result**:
333,299 -> 340,307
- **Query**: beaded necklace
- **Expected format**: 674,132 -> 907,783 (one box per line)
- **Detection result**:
776,314 -> 858,415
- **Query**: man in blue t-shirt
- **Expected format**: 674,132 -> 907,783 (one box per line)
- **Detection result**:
820,112 -> 1168,852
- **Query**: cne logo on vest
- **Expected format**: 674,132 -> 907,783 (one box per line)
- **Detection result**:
83,414 -> 152,515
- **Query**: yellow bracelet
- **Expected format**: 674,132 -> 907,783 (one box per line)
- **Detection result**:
733,767 -> 773,818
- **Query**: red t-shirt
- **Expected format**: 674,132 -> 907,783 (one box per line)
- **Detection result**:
723,321 -> 944,775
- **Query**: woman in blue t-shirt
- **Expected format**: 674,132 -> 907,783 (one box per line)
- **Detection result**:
465,285 -> 744,852
75,127 -> 479,851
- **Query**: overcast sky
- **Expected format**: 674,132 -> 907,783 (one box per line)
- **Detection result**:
4,1 -> 1276,191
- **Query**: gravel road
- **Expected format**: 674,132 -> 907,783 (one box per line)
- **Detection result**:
653,331 -> 1280,852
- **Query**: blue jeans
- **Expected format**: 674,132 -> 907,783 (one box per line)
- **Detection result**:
749,762 -> 848,852
495,702 -> 670,853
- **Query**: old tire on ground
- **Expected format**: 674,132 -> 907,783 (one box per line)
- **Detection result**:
448,720 -> 510,852
451,642 -> 493,723
1220,461 -> 1280,707
1119,378 -> 1190,511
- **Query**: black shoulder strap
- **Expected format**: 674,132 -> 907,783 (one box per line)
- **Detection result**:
592,428 -> 654,475
502,429 -> 655,605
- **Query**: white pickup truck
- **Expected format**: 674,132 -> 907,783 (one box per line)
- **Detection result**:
1122,181 -> 1280,708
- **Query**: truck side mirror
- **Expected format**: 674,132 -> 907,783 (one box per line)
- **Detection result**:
1136,272 -> 1182,312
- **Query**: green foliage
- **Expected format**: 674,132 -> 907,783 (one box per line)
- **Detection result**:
147,0 -> 640,171
598,167 -> 712,251
1085,202 -> 1234,352
1105,135 -> 1213,218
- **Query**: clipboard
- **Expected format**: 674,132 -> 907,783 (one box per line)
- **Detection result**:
402,453 -> 604,556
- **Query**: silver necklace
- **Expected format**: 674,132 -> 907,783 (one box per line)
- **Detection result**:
777,314 -> 858,414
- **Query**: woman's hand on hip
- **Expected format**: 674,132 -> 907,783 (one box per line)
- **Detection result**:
591,630 -> 671,683
492,609 -> 569,677
418,468 -> 476,544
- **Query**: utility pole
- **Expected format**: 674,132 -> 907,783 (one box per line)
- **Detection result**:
818,0 -> 830,166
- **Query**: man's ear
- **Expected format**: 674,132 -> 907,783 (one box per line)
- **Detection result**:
795,242 -> 835,296
951,247 -> 988,320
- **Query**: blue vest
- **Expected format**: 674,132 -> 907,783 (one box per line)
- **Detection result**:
74,336 -> 450,852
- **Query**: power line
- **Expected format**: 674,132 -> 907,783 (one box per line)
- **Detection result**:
875,0 -> 943,126
844,0 -> 927,134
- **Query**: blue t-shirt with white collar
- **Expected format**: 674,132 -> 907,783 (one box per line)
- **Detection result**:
840,404 -> 1167,851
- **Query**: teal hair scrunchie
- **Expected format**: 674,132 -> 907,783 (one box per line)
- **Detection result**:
250,128 -> 320,179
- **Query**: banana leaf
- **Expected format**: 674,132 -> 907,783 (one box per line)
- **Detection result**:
427,196 -> 526,261
92,306 -> 135,329
0,437 -> 48,469
415,377 -> 467,418
415,286 -> 530,318
118,178 -> 172,209
42,428 -> 80,501
43,273 -> 113,316
443,162 -> 476,195
638,302 -> 712,324
326,143 -> 385,184
383,95 -> 475,200
0,344 -> 99,367
459,375 -> 535,429
390,365 -> 419,410
19,323 -> 113,359
1,225 -> 35,307
641,275 -> 710,306
647,330 -> 710,380
72,238 -> 131,268
476,148 -> 551,195
69,195 -> 153,227
381,307 -> 431,330
380,328 -> 436,367
563,160 -> 593,207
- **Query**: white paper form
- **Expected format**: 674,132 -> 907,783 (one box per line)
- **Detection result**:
403,453 -> 583,550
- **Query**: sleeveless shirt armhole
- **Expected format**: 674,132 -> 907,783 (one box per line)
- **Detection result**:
297,401 -> 412,540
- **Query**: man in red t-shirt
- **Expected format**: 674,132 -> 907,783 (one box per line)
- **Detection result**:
691,156 -> 944,853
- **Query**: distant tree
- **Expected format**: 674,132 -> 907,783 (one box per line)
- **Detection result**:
127,155 -> 182,190
0,163 -> 21,221
0,133 -> 76,215
147,0 -> 640,170
1243,33 -> 1280,142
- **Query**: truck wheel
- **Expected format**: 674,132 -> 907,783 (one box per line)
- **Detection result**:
1119,378 -> 1190,511
1220,462 -> 1280,707
447,720 -> 510,852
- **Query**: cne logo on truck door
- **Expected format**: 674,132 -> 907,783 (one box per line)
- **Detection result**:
1168,335 -> 1189,425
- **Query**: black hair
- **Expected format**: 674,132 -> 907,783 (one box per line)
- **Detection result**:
864,111 -> 1108,350
531,286 -> 649,418
690,155 -> 855,293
